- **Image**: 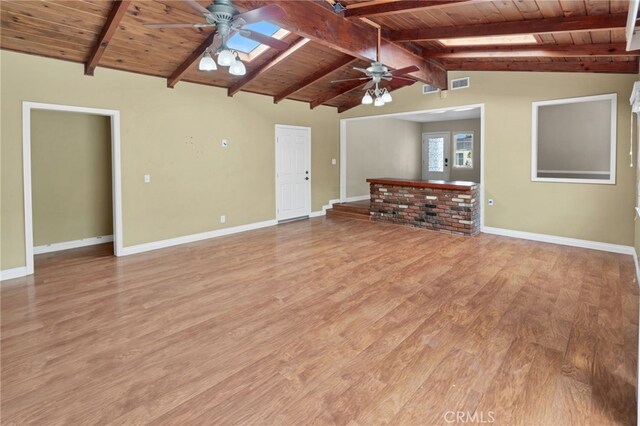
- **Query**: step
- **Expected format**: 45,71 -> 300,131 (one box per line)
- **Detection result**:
331,203 -> 370,216
326,209 -> 371,221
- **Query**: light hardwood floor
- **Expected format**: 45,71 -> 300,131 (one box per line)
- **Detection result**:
1,217 -> 638,425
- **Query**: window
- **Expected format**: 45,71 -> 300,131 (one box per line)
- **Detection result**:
532,93 -> 617,184
453,132 -> 473,168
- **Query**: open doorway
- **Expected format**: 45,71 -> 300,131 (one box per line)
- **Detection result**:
22,102 -> 123,275
339,104 -> 484,227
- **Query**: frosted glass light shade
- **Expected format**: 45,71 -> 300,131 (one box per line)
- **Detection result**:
229,58 -> 246,76
217,49 -> 235,66
362,92 -> 373,105
374,97 -> 385,107
198,52 -> 217,71
381,90 -> 392,103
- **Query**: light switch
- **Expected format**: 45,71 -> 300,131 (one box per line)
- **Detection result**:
144,174 -> 151,183
332,158 -> 337,165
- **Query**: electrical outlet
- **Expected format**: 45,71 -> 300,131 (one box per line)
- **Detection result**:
488,199 -> 494,206
220,215 -> 226,224
144,174 -> 151,183
332,158 -> 337,165
221,139 -> 228,148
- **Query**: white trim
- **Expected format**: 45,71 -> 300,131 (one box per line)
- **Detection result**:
482,226 -> 635,255
339,103 -> 485,229
120,219 -> 278,256
537,170 -> 610,175
21,102 -> 123,276
633,249 -> 640,285
0,267 -> 29,281
33,235 -> 113,255
309,211 -> 325,218
635,207 -> 640,217
531,93 -> 617,185
275,124 -> 312,222
309,198 -> 341,218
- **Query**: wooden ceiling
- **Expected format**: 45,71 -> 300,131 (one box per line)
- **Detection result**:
1,0 -> 638,113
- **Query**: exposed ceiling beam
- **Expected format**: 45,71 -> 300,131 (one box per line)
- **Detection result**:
167,33 -> 216,88
273,55 -> 357,104
233,0 -> 447,88
228,37 -> 310,97
85,0 -> 131,76
389,13 -> 628,42
444,59 -> 639,74
430,43 -> 638,59
344,0 -> 475,18
310,79 -> 367,109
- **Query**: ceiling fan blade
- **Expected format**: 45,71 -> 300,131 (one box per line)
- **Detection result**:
353,67 -> 369,73
330,77 -> 370,83
363,80 -> 375,90
394,79 -> 416,87
391,76 -> 416,82
238,29 -> 290,51
234,4 -> 286,25
389,65 -> 420,76
144,23 -> 213,29
184,0 -> 211,15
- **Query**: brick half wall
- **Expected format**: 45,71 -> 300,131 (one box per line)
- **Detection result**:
369,183 -> 480,236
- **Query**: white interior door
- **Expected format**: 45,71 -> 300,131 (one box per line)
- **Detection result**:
276,125 -> 311,221
422,132 -> 451,181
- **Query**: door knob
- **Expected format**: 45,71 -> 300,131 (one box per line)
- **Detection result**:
305,171 -> 309,174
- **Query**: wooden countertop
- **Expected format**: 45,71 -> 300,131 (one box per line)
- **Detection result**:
366,177 -> 478,191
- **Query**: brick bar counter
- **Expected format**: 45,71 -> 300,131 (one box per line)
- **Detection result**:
367,177 -> 480,236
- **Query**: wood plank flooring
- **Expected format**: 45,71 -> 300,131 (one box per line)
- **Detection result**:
1,217 -> 638,425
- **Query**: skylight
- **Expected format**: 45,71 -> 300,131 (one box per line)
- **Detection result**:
439,34 -> 537,47
227,21 -> 280,54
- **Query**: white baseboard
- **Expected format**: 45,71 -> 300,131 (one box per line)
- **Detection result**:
482,226 -> 635,255
633,249 -> 640,286
1,267 -> 28,281
310,198 -> 341,217
33,235 -> 113,255
344,195 -> 370,202
120,219 -> 278,256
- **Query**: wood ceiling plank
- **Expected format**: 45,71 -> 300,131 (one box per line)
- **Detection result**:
273,55 -> 357,104
2,0 -> 107,32
444,59 -> 638,73
388,13 -> 627,41
310,79 -> 368,109
429,42 -> 636,59
234,0 -> 446,88
85,0 -> 132,76
343,1 -> 477,18
167,32 -> 216,88
228,37 -> 310,97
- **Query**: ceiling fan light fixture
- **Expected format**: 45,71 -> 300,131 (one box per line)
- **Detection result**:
381,89 -> 392,103
199,51 -> 217,71
374,97 -> 385,107
229,55 -> 246,76
362,92 -> 373,105
217,48 -> 235,67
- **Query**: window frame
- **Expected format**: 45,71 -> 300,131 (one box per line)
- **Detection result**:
453,131 -> 474,169
531,93 -> 617,185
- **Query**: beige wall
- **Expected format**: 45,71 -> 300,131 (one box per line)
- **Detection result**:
346,118 -> 421,198
342,71 -> 637,246
31,110 -> 113,246
1,51 -> 340,270
422,118 -> 481,182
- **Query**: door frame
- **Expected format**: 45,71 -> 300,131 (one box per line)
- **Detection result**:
339,103 -> 485,228
22,101 -> 123,276
274,124 -> 312,221
421,131 -> 451,181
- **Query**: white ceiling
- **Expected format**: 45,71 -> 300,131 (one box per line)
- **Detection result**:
393,107 -> 481,123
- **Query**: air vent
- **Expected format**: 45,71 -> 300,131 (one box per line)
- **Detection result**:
422,84 -> 439,94
451,77 -> 470,90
